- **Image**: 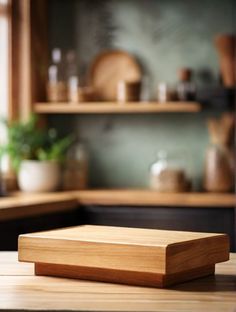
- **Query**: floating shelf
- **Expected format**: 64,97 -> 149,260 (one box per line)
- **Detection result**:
34,102 -> 201,114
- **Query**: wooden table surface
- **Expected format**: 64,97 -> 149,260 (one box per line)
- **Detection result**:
0,252 -> 236,312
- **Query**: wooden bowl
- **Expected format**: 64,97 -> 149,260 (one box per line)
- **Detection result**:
88,50 -> 142,101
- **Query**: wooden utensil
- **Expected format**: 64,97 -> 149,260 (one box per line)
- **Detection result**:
215,34 -> 236,87
88,50 -> 142,101
18,225 -> 229,288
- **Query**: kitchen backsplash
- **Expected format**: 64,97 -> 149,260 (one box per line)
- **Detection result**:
48,0 -> 235,189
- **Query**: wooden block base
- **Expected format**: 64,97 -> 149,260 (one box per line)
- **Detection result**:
35,263 -> 215,288
19,225 -> 229,288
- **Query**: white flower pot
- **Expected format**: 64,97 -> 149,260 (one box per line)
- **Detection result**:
18,160 -> 61,192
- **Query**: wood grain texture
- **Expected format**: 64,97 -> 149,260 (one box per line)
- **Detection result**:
34,101 -> 201,113
30,0 -> 48,104
10,0 -> 31,121
18,225 -> 229,287
0,252 -> 236,311
0,252 -> 33,276
10,0 -> 47,120
35,262 -> 215,288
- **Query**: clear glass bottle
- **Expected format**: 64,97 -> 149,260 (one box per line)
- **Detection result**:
47,48 -> 68,102
177,68 -> 196,101
62,142 -> 88,190
68,76 -> 79,103
150,150 -> 191,192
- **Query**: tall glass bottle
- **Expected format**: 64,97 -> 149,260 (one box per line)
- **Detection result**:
47,48 -> 68,102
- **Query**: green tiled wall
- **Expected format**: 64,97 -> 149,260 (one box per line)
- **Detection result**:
49,0 -> 235,189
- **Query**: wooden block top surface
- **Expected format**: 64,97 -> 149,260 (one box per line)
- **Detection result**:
18,225 -> 227,247
19,225 -> 229,275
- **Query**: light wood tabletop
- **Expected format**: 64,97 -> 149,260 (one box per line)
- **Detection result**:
0,252 -> 236,312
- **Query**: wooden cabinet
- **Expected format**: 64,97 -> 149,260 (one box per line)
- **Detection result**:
0,210 -> 81,251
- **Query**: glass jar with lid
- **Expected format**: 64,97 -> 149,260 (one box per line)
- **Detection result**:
149,150 -> 192,192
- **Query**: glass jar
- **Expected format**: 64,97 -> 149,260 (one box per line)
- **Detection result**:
62,142 -> 88,190
150,151 -> 191,192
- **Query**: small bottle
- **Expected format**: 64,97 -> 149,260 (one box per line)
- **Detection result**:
68,76 -> 79,103
177,68 -> 196,101
66,50 -> 81,103
157,83 -> 176,103
47,48 -> 68,102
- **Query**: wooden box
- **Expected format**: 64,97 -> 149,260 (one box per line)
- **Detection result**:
18,225 -> 229,287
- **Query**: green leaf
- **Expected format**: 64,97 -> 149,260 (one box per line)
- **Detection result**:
0,114 -> 73,169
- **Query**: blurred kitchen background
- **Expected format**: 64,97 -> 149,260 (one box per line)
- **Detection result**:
47,0 -> 235,189
0,0 -> 235,251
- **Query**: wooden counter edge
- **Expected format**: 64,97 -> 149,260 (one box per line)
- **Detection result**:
0,190 -> 235,222
74,190 -> 236,208
0,193 -> 78,222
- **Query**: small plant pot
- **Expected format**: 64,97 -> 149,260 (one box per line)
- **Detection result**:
18,160 -> 61,192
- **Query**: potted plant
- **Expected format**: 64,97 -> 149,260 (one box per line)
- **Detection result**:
0,115 -> 72,192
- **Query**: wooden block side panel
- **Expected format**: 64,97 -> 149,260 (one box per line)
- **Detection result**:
35,263 -> 215,288
18,236 -> 166,274
35,263 -> 164,287
163,265 -> 215,287
166,234 -> 229,274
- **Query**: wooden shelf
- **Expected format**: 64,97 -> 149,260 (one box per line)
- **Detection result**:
34,102 -> 201,114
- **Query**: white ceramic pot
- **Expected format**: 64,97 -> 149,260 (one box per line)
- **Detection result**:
18,160 -> 61,192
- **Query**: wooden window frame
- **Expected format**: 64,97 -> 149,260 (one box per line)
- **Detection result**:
9,0 -> 47,121
0,0 -> 10,123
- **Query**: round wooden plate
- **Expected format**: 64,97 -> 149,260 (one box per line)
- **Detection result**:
88,50 -> 142,101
